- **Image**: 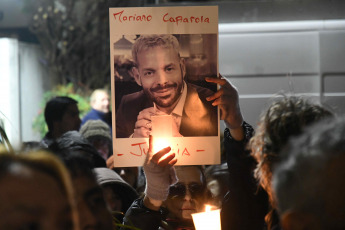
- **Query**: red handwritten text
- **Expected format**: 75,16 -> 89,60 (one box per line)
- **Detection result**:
163,13 -> 210,26
113,10 -> 152,22
123,142 -> 203,157
181,148 -> 190,156
129,142 -> 147,156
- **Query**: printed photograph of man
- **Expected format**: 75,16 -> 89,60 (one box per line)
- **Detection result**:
115,34 -> 218,138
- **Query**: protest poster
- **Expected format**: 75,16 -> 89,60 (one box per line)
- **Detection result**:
110,6 -> 219,166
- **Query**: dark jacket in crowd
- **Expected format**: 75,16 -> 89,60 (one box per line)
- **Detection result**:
221,122 -> 270,230
122,198 -> 195,230
122,198 -> 166,230
81,108 -> 112,131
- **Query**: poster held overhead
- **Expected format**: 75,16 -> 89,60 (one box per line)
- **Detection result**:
110,6 -> 219,167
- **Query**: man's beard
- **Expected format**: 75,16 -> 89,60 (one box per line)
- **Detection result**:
144,82 -> 183,108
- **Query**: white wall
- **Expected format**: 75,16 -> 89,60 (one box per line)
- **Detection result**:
19,42 -> 50,142
0,38 -> 50,148
219,20 -> 345,128
0,38 -> 21,148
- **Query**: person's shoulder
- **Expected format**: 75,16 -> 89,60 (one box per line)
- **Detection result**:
119,90 -> 154,109
83,109 -> 94,117
81,109 -> 97,124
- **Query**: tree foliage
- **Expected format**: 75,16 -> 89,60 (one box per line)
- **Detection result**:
27,0 -> 123,89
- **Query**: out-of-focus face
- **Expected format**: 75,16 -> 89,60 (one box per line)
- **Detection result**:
164,166 -> 206,221
73,175 -> 113,230
57,104 -> 81,136
134,46 -> 185,113
102,185 -> 122,212
0,165 -> 74,230
92,92 -> 110,113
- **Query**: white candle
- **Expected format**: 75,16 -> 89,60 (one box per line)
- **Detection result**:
151,115 -> 173,153
192,205 -> 221,230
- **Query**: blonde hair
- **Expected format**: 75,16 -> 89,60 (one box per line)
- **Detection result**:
132,34 -> 180,67
90,89 -> 109,104
0,150 -> 79,230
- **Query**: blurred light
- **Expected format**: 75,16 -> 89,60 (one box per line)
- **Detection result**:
152,137 -> 170,153
192,204 -> 221,230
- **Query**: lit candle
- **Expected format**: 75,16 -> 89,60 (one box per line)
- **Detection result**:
151,115 -> 173,153
153,137 -> 170,153
192,205 -> 221,230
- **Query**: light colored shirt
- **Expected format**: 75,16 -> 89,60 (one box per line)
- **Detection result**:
154,81 -> 187,131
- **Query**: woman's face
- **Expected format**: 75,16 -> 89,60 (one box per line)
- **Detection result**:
0,165 -> 74,230
164,166 -> 206,221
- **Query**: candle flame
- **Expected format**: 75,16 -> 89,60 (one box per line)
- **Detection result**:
205,205 -> 212,212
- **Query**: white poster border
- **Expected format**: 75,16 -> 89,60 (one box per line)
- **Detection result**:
109,6 -> 219,167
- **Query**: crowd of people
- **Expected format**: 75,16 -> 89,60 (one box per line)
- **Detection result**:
1,34 -> 344,230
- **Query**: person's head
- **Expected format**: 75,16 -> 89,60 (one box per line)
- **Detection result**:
80,120 -> 112,160
131,34 -> 186,113
50,130 -> 106,168
90,89 -> 110,113
273,117 -> 345,230
164,165 -> 207,222
205,163 -> 230,207
44,96 -> 81,138
58,152 -> 114,230
249,96 -> 333,204
0,150 -> 78,230
94,168 -> 138,215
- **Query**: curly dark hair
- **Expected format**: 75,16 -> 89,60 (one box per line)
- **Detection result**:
249,95 -> 333,204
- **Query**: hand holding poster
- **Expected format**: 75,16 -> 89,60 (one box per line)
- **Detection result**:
110,6 -> 219,167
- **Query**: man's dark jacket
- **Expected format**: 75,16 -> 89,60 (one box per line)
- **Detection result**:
81,108 -> 112,131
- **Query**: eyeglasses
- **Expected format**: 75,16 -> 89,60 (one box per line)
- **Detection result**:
169,183 -> 205,198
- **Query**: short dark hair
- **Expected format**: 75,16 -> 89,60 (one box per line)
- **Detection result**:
44,96 -> 78,132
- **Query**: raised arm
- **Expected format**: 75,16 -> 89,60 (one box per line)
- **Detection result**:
122,135 -> 178,230
205,75 -> 244,141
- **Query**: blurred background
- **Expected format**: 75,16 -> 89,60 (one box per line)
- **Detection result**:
1,0 -> 344,148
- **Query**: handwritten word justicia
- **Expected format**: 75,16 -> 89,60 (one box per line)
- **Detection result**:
112,10 -> 210,25
117,142 -> 205,157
